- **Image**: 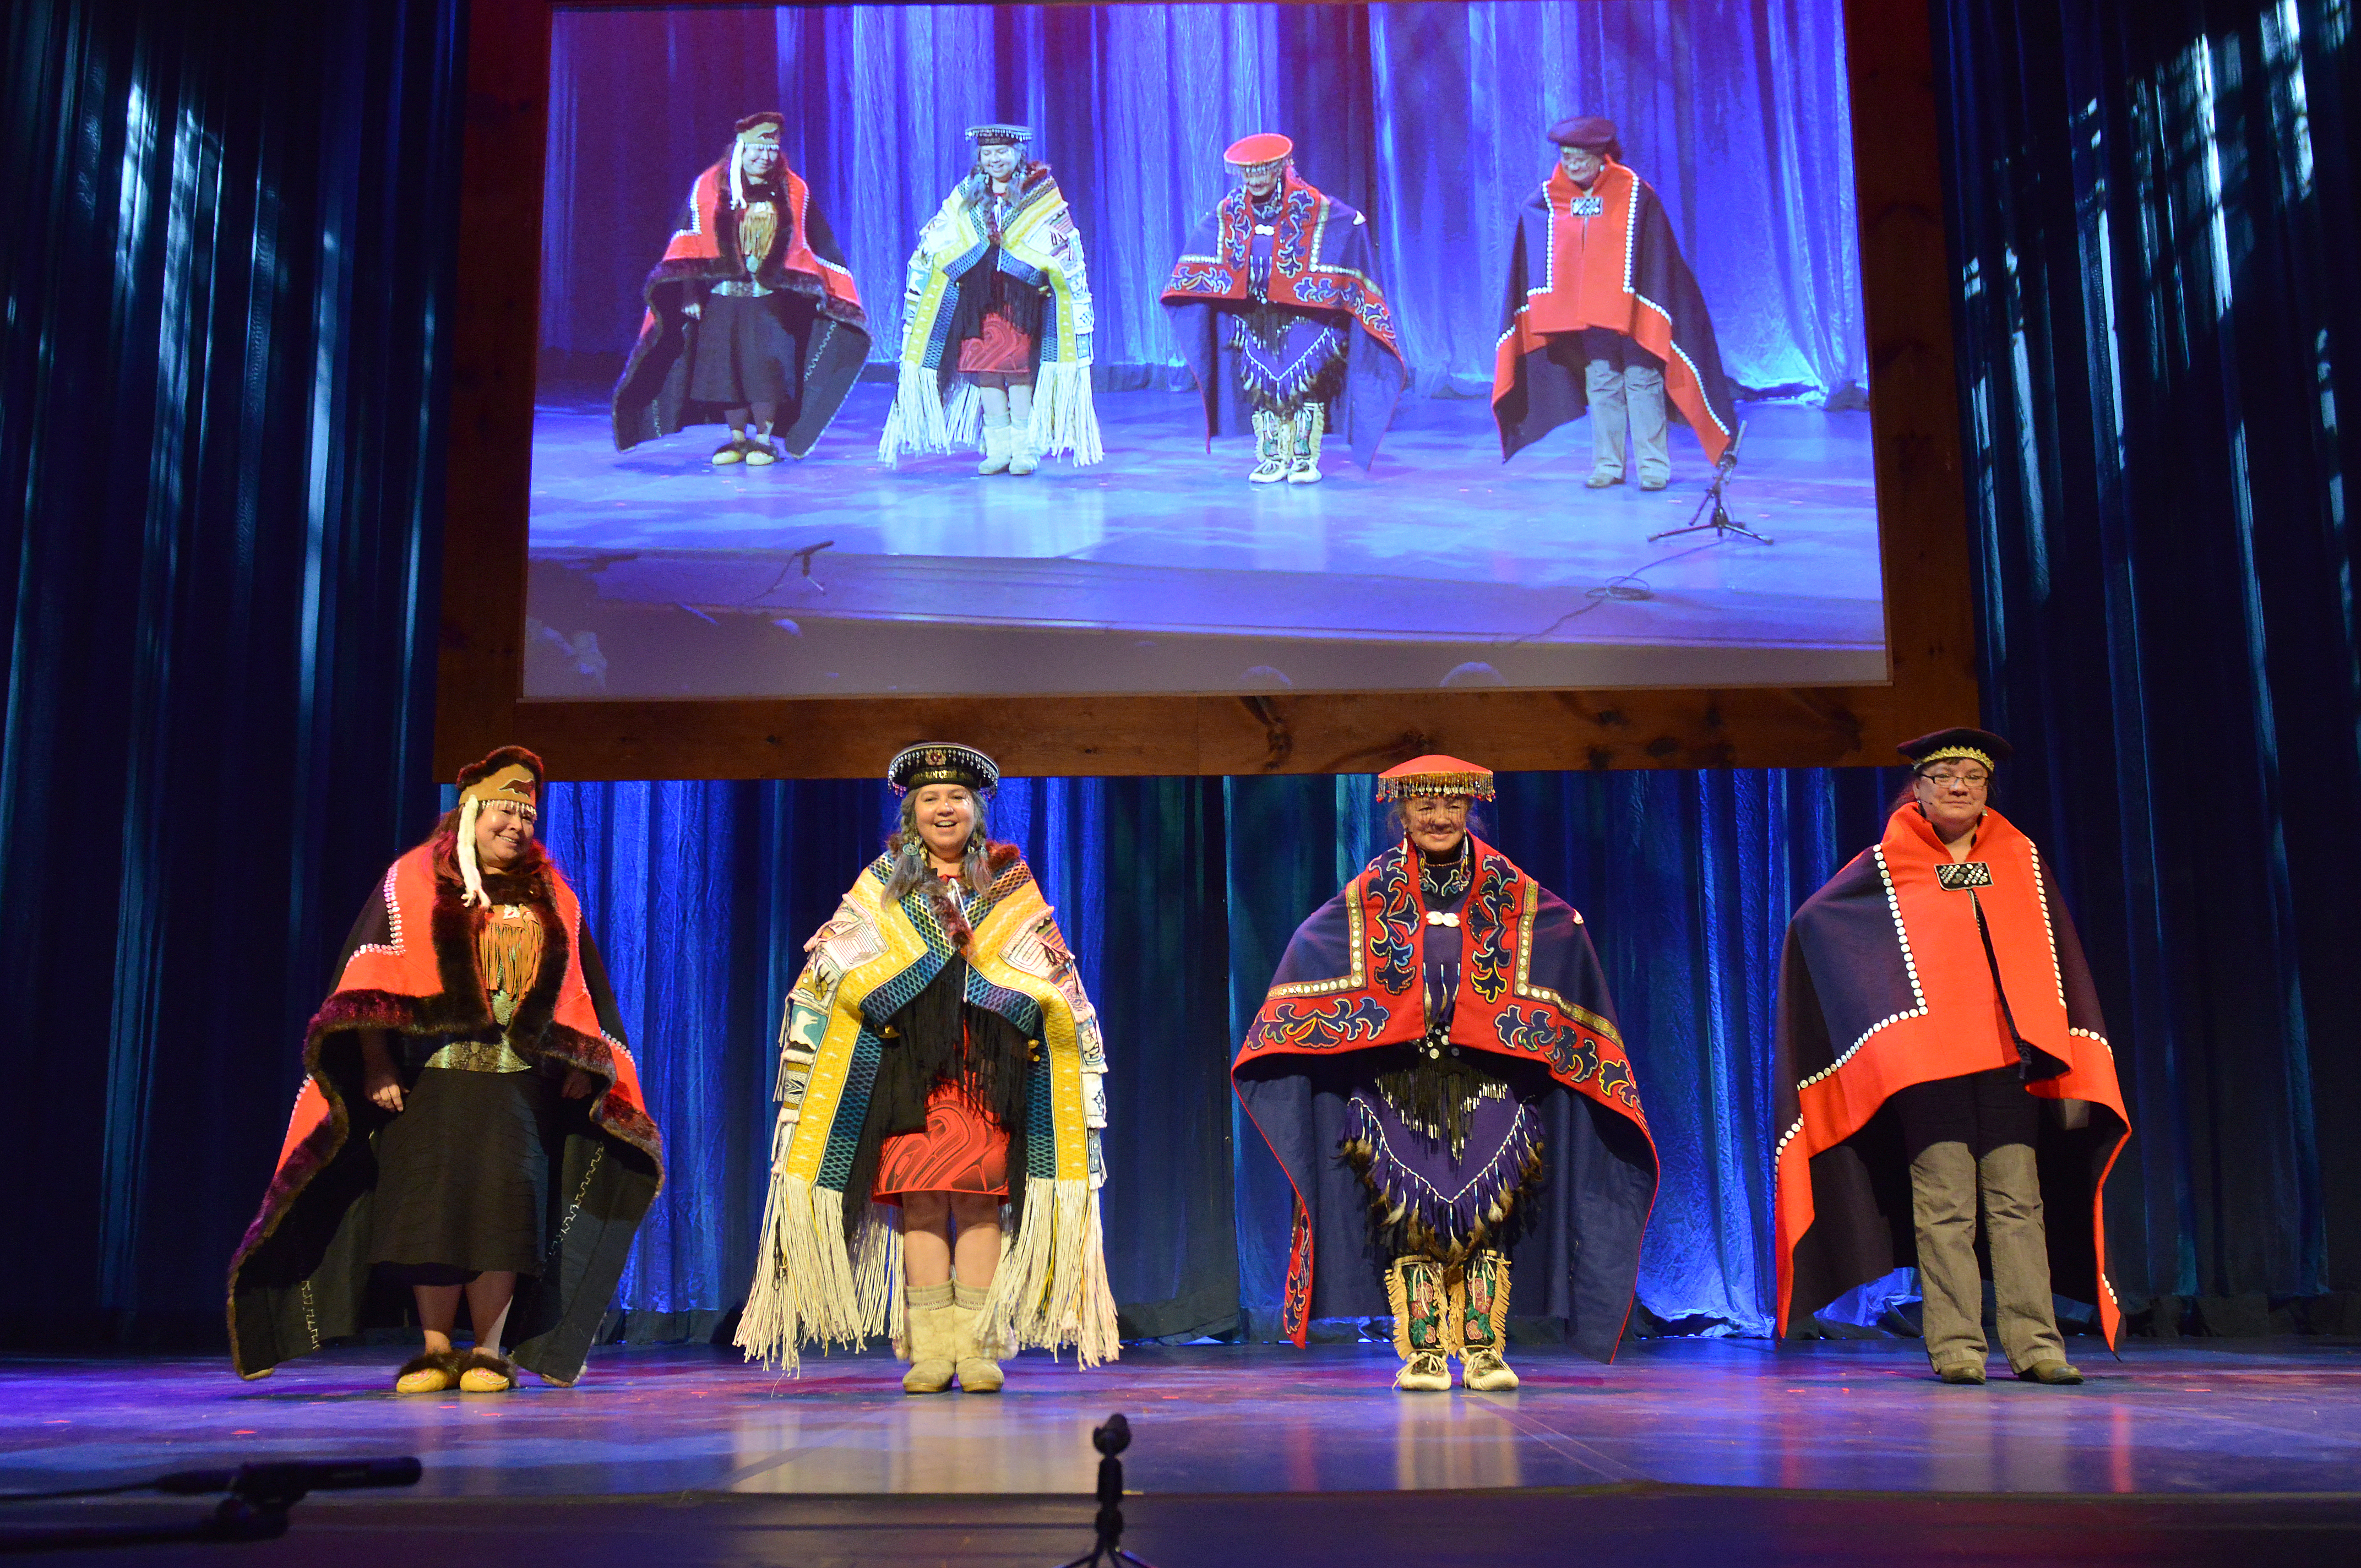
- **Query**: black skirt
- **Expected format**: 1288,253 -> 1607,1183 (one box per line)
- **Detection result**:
685,292 -> 808,407
367,1066 -> 558,1282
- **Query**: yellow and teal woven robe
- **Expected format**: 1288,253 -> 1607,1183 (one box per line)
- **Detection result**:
735,848 -> 1116,1371
877,164 -> 1103,466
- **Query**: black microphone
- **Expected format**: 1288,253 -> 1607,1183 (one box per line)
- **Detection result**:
1716,419 -> 1747,472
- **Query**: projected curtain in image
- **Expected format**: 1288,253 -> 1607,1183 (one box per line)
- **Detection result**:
538,2 -> 1867,399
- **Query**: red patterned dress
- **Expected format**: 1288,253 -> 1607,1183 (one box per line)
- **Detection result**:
950,188 -> 1037,377
869,872 -> 1019,1202
873,1079 -> 1011,1199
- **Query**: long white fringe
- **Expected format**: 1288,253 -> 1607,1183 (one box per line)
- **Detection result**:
736,1170 -> 880,1374
738,1172 -> 1113,1373
974,1176 -> 1122,1369
1027,362 -> 1104,466
876,362 -> 981,464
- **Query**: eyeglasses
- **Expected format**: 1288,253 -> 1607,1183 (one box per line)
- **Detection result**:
1917,771 -> 1989,790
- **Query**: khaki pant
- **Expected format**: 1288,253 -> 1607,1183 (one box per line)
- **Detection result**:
1582,328 -> 1669,484
1895,1068 -> 2063,1373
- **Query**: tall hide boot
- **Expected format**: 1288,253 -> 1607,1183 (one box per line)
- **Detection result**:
1388,1256 -> 1452,1392
1286,403 -> 1325,483
1248,410 -> 1289,483
901,1281 -> 956,1394
977,421 -> 1014,476
1454,1250 -> 1518,1391
950,1281 -> 1005,1392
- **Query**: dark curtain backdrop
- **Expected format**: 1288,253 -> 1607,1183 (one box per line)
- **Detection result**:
9,0 -> 2361,1350
1,0 -> 459,1343
538,2 -> 1866,399
1940,0 -> 2361,1322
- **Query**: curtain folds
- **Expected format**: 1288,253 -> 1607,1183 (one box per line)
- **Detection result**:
1938,0 -> 2361,1313
545,768 -> 1902,1338
538,2 -> 1865,399
542,776 -> 1243,1341
1,0 -> 460,1340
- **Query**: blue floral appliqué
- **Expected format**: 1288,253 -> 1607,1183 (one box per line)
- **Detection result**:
1367,848 -> 1418,995
1464,855 -> 1518,1004
1492,1005 -> 1634,1107
1247,995 -> 1391,1052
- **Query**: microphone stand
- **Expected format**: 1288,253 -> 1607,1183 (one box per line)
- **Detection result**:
1052,1414 -> 1157,1568
1647,420 -> 1769,545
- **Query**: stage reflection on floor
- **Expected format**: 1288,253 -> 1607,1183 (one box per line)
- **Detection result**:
524,386 -> 1885,698
9,1340 -> 2358,1501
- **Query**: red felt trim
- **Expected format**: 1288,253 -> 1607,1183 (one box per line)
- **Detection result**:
1772,808 -> 2129,1346
1492,162 -> 1731,465
658,164 -> 862,311
229,842 -> 665,1324
1237,838 -> 1653,1144
1158,170 -> 1405,363
1233,838 -> 1656,1349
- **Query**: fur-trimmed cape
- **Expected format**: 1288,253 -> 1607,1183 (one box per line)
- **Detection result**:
1233,837 -> 1657,1362
610,159 -> 872,458
735,843 -> 1116,1374
227,841 -> 663,1385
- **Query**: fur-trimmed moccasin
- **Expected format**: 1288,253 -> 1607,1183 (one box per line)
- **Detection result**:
394,1349 -> 465,1395
457,1349 -> 519,1393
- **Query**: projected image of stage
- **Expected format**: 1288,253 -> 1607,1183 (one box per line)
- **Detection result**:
527,388 -> 1879,698
524,2 -> 1882,700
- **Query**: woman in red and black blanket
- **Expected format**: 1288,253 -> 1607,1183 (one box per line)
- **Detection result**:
227,748 -> 662,1393
610,112 -> 871,467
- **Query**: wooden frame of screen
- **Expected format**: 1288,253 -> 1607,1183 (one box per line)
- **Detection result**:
435,0 -> 1976,781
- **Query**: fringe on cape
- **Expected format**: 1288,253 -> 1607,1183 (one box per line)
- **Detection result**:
733,1170 -> 1115,1373
735,1168 -> 909,1373
876,363 -> 982,464
1026,362 -> 1103,466
974,1175 -> 1122,1369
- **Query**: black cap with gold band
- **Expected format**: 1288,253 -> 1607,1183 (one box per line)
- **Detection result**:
887,742 -> 1001,797
1897,727 -> 2013,774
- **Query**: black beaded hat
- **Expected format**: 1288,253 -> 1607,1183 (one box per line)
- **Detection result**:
888,742 -> 1000,796
966,123 -> 1032,146
1897,727 -> 2013,773
1547,116 -> 1621,158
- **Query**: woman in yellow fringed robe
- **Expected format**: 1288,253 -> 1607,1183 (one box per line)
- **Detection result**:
736,743 -> 1115,1390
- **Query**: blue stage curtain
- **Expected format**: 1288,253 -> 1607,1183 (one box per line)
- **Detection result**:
538,764 -> 1898,1341
0,0 -> 461,1342
538,2 -> 1865,400
1937,0 -> 2361,1320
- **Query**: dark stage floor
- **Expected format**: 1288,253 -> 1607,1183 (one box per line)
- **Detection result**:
7,1340 -> 2359,1562
4,1332 -> 2361,1567
524,386 -> 1885,699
